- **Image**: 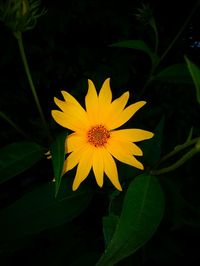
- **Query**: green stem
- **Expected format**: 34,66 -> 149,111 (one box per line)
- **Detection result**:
159,136 -> 200,163
151,147 -> 198,176
150,18 -> 158,54
154,28 -> 158,55
142,2 -> 198,93
156,2 -> 198,66
14,31 -> 49,137
0,111 -> 29,139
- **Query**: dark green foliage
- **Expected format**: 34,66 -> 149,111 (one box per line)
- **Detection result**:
50,129 -> 68,197
0,141 -> 45,184
0,177 -> 93,245
97,174 -> 164,266
1,0 -> 200,265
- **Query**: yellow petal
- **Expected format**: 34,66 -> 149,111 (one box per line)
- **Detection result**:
111,128 -> 154,142
109,101 -> 146,130
103,91 -> 129,126
64,143 -> 89,173
52,110 -> 80,132
72,146 -> 94,191
66,133 -> 86,153
93,148 -> 104,187
101,148 -> 122,191
128,142 -> 143,156
61,91 -> 81,107
61,90 -> 91,123
106,141 -> 144,170
54,97 -> 90,130
99,78 -> 112,104
110,91 -> 129,111
85,79 -> 99,123
108,138 -> 143,156
98,78 -> 112,121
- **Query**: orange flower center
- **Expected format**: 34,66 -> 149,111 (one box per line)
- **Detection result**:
87,125 -> 110,147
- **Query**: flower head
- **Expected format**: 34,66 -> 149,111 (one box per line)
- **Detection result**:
52,78 -> 154,191
0,0 -> 46,33
135,4 -> 156,30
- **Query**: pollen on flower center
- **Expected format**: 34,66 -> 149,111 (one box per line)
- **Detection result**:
87,125 -> 110,147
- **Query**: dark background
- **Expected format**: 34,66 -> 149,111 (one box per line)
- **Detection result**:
0,0 -> 200,265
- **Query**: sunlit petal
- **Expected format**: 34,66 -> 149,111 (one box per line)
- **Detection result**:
106,141 -> 144,170
66,133 -> 86,153
102,148 -> 122,191
72,146 -> 94,191
93,148 -> 104,187
111,128 -> 154,142
108,138 -> 143,156
51,110 -> 80,132
64,143 -> 89,173
103,91 -> 129,125
85,79 -> 99,123
128,142 -> 143,156
98,78 -> 112,121
110,91 -> 129,111
99,78 -> 112,104
109,101 -> 146,130
61,91 -> 82,107
54,97 -> 90,130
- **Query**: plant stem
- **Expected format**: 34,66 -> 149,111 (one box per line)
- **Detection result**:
14,31 -> 50,138
142,2 -> 198,94
0,111 -> 29,139
154,27 -> 158,55
151,147 -> 198,176
156,2 -> 198,67
159,136 -> 200,163
150,136 -> 200,175
150,18 -> 158,54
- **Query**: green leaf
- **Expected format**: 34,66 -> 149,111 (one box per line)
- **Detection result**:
103,214 -> 119,247
50,130 -> 67,197
153,63 -> 193,84
0,178 -> 92,246
70,252 -> 101,266
185,127 -> 193,142
110,40 -> 158,64
0,141 -> 45,184
96,174 -> 165,266
184,55 -> 200,104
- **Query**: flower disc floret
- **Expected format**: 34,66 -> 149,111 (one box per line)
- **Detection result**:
87,125 -> 110,147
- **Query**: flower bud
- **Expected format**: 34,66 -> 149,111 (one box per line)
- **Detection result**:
0,0 -> 46,33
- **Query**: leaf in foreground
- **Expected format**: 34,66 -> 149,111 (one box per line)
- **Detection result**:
184,55 -> 200,104
0,141 -> 45,184
0,178 -> 92,246
50,130 -> 67,197
96,174 -> 165,266
110,40 -> 158,64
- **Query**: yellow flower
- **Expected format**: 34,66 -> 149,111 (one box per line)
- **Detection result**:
52,78 -> 154,191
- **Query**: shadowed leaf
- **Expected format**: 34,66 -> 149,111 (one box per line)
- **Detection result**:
103,214 -> 119,247
110,40 -> 158,64
0,141 -> 45,184
50,130 -> 67,197
96,174 -> 164,266
184,56 -> 200,104
153,64 -> 193,84
0,178 -> 92,246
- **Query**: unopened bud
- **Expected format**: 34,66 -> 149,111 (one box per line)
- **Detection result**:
0,0 -> 46,33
